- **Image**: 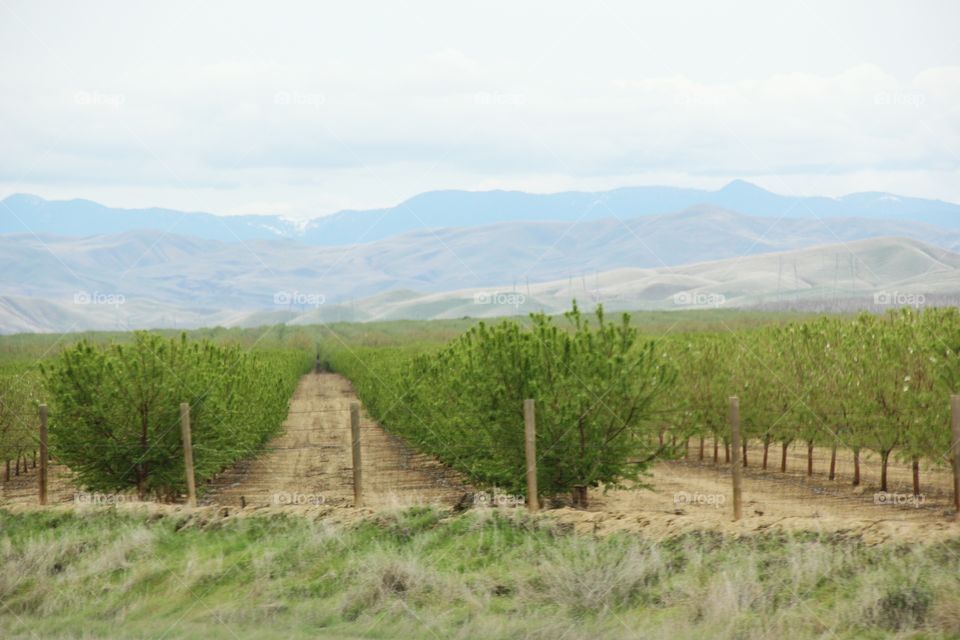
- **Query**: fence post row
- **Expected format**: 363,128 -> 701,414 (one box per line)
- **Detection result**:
523,399 -> 539,512
729,396 -> 743,522
350,403 -> 363,507
180,403 -> 197,507
19,394 -> 960,518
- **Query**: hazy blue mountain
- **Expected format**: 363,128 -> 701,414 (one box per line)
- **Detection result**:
0,194 -> 302,241
2,205 -> 960,333
3,235 -> 956,333
3,181 -> 959,245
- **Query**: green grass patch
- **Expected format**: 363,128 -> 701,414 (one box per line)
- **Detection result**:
1,507 -> 959,639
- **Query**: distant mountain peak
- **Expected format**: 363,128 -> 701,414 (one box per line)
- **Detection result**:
3,193 -> 46,206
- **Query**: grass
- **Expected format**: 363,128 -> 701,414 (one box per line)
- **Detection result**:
1,506 -> 959,639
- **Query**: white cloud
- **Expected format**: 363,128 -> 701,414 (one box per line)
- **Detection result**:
0,0 -> 957,217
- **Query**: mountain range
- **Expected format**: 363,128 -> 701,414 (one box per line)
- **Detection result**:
4,180 -> 960,245
2,182 -> 959,333
1,235 -> 955,333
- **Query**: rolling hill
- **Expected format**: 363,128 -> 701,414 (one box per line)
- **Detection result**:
311,237 -> 960,322
1,212 -> 958,333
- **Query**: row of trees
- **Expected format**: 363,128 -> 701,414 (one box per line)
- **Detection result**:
661,308 -> 959,493
328,304 -> 675,500
4,306 -> 958,504
328,306 -> 960,501
0,367 -> 42,480
40,332 -> 312,499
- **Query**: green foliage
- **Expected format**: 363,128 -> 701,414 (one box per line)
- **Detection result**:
330,304 -> 675,497
0,367 -> 42,464
3,304 -> 959,497
659,307 -> 960,475
42,332 -> 311,498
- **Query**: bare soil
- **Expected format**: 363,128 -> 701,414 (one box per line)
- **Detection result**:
201,372 -> 469,509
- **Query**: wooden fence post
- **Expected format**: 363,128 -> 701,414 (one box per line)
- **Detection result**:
38,404 -> 48,505
179,403 -> 197,507
951,394 -> 960,514
523,399 -> 539,512
350,403 -> 363,507
729,396 -> 743,522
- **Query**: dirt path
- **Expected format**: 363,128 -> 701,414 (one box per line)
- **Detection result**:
0,462 -> 77,505
694,437 -> 957,497
551,457 -> 958,544
202,372 -> 469,509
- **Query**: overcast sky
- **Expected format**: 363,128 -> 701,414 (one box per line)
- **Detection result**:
1,0 -> 957,219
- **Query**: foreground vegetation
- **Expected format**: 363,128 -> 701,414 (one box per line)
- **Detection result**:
1,506 -> 958,639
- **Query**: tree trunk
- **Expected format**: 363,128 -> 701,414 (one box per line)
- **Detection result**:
880,449 -> 891,492
806,441 -> 814,476
15,454 -> 20,476
762,439 -> 770,470
781,442 -> 789,472
829,444 -> 837,481
912,458 -> 920,497
713,438 -> 719,464
724,443 -> 730,463
658,432 -> 664,447
571,485 -> 588,508
742,440 -> 748,467
32,450 -> 36,468
684,438 -> 690,460
698,437 -> 705,461
852,448 -> 861,486
138,410 -> 149,500
4,459 -> 9,481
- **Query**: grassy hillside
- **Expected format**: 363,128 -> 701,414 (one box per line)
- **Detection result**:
1,506 -> 959,639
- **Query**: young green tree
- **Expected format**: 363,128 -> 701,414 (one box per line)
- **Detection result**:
335,304 -> 676,502
43,333 -> 307,499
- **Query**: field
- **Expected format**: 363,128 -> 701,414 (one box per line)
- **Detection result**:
2,310 -> 960,638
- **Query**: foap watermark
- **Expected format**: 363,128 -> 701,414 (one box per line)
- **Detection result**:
272,491 -> 326,506
672,291 -> 726,308
473,491 -> 526,507
873,291 -> 925,309
674,491 -> 726,508
74,91 -> 126,109
473,291 -> 525,308
74,491 -> 132,505
874,91 -> 925,108
874,491 -> 925,508
274,291 -> 326,307
589,290 -> 636,304
273,90 -> 325,108
73,291 -> 125,307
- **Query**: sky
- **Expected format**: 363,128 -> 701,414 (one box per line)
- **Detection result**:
0,0 -> 958,219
